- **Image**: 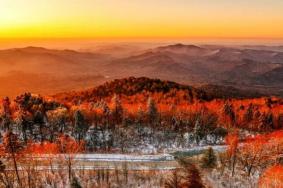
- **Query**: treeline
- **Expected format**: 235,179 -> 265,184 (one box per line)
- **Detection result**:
0,92 -> 227,153
0,87 -> 282,152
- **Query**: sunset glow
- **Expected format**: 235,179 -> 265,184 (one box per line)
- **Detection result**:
1,0 -> 283,39
0,1 -> 283,187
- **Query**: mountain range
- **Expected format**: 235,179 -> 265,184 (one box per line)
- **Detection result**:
0,44 -> 282,97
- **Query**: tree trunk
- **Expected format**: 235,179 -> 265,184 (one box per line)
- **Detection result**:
11,152 -> 22,187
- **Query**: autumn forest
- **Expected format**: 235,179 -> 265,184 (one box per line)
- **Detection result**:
0,76 -> 281,187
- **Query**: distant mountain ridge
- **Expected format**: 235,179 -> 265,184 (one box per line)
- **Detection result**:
0,44 -> 282,97
107,44 -> 283,95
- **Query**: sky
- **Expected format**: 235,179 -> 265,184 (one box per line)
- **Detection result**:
0,0 -> 283,40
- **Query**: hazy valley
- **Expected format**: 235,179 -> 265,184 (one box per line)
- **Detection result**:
0,43 -> 283,97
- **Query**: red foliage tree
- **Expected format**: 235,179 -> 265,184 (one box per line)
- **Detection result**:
56,134 -> 85,180
225,132 -> 239,176
259,165 -> 283,188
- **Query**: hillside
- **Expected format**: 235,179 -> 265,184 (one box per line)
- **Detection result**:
52,77 -> 262,104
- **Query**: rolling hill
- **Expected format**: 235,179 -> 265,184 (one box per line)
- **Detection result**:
52,77 -> 262,104
0,44 -> 282,97
0,47 -> 112,96
107,44 -> 283,95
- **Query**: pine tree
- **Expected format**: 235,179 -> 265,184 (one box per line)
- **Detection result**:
259,112 -> 274,130
201,147 -> 217,168
70,177 -> 82,188
178,159 -> 205,188
111,94 -> 123,124
73,110 -> 87,142
185,163 -> 205,188
137,106 -> 144,136
193,119 -> 203,145
147,97 -> 158,125
1,97 -> 12,131
137,106 -> 144,123
101,100 -> 111,127
244,103 -> 254,123
222,102 -> 236,126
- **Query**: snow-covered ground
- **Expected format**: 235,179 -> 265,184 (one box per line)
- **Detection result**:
19,145 -> 226,171
31,145 -> 225,162
172,145 -> 226,153
73,153 -> 175,162
15,165 -> 177,171
29,145 -> 225,164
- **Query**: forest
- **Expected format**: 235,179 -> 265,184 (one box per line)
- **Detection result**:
0,77 -> 282,187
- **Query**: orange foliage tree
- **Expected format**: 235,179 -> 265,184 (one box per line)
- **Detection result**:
20,141 -> 60,187
226,130 -> 283,179
56,134 -> 85,180
225,132 -> 239,176
259,165 -> 283,188
238,135 -> 269,176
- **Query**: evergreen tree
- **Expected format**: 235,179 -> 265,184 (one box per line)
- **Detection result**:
137,106 -> 144,124
185,164 -> 205,188
73,110 -> 87,141
178,159 -> 205,188
1,97 -> 12,131
201,147 -> 217,168
70,177 -> 82,188
244,103 -> 254,123
136,106 -> 144,136
222,102 -> 236,125
34,110 -> 46,143
100,100 -> 110,127
265,97 -> 272,108
260,112 -> 274,130
111,94 -> 123,124
193,119 -> 203,145
147,97 -> 158,125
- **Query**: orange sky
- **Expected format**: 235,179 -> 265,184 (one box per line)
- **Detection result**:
0,0 -> 283,40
